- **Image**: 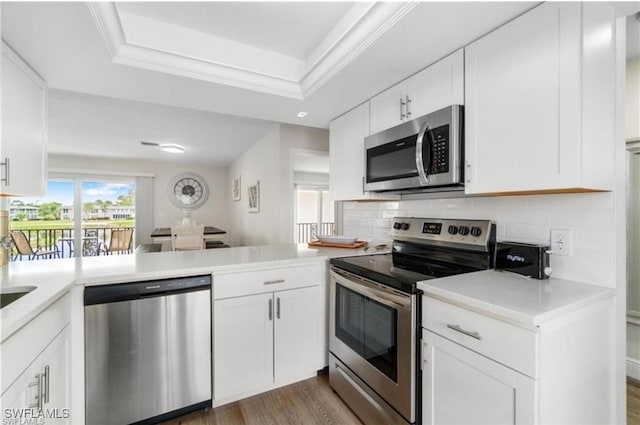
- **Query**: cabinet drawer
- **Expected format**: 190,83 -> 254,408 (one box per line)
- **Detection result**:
422,296 -> 537,378
214,262 -> 324,300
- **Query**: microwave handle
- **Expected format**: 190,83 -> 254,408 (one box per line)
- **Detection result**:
415,121 -> 431,185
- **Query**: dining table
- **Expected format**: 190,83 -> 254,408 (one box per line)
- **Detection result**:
58,236 -> 101,256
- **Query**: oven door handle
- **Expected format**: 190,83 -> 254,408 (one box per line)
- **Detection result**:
415,121 -> 430,186
331,269 -> 412,309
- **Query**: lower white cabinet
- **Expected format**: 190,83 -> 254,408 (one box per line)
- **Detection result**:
1,294 -> 71,424
214,292 -> 274,400
421,292 -> 615,425
422,329 -> 534,425
213,263 -> 323,404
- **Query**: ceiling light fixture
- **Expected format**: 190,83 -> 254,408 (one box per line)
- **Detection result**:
297,111 -> 309,118
160,144 -> 185,154
141,141 -> 185,154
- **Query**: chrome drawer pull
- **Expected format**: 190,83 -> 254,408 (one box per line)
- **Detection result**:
264,279 -> 285,285
447,324 -> 483,340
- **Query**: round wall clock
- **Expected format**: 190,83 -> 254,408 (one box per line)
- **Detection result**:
168,173 -> 209,209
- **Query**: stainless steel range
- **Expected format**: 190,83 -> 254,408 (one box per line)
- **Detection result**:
329,217 -> 496,425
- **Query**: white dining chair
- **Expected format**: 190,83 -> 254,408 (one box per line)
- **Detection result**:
170,224 -> 204,251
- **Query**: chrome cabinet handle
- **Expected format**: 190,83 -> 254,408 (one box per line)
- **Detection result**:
406,95 -> 412,118
400,98 -> 406,120
43,365 -> 50,404
466,162 -> 471,183
1,157 -> 9,186
276,297 -> 281,319
447,324 -> 482,340
268,298 -> 273,320
264,279 -> 284,285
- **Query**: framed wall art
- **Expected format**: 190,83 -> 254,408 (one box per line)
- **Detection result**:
248,181 -> 260,213
232,175 -> 241,201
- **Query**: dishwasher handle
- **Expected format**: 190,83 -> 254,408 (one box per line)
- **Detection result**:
84,274 -> 212,305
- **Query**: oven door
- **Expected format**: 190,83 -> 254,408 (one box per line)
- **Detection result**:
329,267 -> 416,423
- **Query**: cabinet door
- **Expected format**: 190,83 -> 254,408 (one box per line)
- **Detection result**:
213,293 -> 274,401
329,103 -> 399,201
408,49 -> 464,119
1,42 -> 47,197
422,330 -> 535,425
274,286 -> 319,384
1,326 -> 70,424
464,2 -> 581,194
369,81 -> 408,134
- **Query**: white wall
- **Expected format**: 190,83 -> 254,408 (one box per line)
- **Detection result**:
227,124 -> 329,246
343,192 -> 616,287
48,154 -> 231,241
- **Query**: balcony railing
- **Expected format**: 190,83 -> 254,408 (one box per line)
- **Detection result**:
9,226 -> 135,260
296,222 -> 335,243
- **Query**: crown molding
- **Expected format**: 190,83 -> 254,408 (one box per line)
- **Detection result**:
86,1 -> 417,100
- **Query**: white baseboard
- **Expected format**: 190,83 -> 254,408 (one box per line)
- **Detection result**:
628,357 -> 640,381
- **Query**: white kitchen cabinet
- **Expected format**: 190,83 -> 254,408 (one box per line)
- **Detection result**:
1,41 -> 48,197
1,294 -> 71,424
329,102 -> 399,201
421,289 -> 615,425
213,292 -> 274,400
422,329 -> 535,425
369,49 -> 464,134
464,2 -> 616,194
212,263 -> 324,405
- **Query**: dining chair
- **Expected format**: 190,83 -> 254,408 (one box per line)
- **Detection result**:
171,224 -> 204,251
102,229 -> 134,255
10,230 -> 60,260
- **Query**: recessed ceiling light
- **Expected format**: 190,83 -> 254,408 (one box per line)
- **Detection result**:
297,111 -> 309,118
141,141 -> 185,154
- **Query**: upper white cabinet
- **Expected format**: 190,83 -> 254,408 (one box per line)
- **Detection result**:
370,49 -> 464,134
329,102 -> 399,201
464,2 -> 616,194
1,41 -> 48,197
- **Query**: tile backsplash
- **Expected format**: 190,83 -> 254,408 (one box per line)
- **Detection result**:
342,192 -> 615,287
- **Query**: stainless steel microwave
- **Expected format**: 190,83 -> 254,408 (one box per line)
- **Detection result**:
364,105 -> 463,192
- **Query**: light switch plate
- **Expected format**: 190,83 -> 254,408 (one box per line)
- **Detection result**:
550,229 -> 573,256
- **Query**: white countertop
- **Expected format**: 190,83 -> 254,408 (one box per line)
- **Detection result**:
417,270 -> 614,327
1,243 -> 378,342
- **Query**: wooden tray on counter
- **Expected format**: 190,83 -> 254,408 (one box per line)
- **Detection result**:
308,240 -> 367,249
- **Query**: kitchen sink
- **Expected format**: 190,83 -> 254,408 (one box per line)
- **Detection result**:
0,286 -> 36,309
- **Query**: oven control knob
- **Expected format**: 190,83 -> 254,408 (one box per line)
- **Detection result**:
470,226 -> 482,237
448,225 -> 458,235
393,222 -> 401,230
400,223 -> 410,230
458,225 -> 470,236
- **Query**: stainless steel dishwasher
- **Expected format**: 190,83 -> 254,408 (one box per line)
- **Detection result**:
84,275 -> 211,424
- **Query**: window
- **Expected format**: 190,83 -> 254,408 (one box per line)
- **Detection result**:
294,185 -> 334,243
9,177 -> 136,260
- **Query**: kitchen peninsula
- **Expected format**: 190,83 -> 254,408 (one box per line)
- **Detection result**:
0,244 -> 369,424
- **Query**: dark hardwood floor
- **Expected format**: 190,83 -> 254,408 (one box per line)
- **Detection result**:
164,375 -> 640,425
161,372 -> 362,425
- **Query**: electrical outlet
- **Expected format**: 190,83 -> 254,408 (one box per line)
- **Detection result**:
550,229 -> 573,256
